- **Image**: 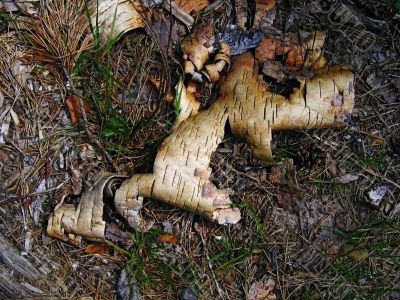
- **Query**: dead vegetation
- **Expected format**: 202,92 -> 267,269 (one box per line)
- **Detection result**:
0,0 -> 399,299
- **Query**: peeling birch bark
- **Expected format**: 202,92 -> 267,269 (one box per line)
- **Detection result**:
90,0 -> 144,44
47,172 -> 128,245
114,51 -> 354,225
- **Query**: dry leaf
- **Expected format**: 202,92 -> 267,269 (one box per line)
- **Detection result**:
255,32 -> 327,71
334,174 -> 359,184
0,91 -> 4,108
15,0 -> 38,16
0,114 -> 11,144
151,16 -> 179,50
85,244 -> 109,255
268,166 -> 282,185
105,223 -> 132,248
276,190 -> 303,212
9,107 -> 20,127
2,0 -> 19,12
248,278 -> 277,300
341,244 -> 369,261
348,249 -> 369,261
65,95 -> 90,124
158,233 -> 179,244
175,0 -> 209,15
368,186 -> 388,207
261,61 -> 285,81
254,0 -> 276,29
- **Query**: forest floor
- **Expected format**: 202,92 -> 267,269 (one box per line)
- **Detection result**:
0,0 -> 399,299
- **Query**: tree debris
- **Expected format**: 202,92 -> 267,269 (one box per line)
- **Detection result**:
114,49 -> 354,225
47,172 -> 128,246
334,174 -> 359,184
91,0 -> 144,44
253,0 -> 276,29
174,0 -> 209,15
163,1 -> 194,28
255,31 -> 327,72
368,186 -> 388,207
248,278 -> 276,300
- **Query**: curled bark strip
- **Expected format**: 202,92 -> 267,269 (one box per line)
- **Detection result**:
47,172 -> 128,246
90,0 -> 144,44
182,24 -> 216,73
202,43 -> 231,82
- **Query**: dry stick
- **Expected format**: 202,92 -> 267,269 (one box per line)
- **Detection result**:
62,67 -> 118,172
0,180 -> 69,206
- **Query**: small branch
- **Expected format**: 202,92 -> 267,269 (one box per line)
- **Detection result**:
0,180 -> 69,206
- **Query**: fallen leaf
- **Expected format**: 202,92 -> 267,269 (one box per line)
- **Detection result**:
255,32 -> 327,72
58,263 -> 71,280
276,190 -> 303,212
341,244 -> 369,261
142,0 -> 162,8
0,114 -> 11,144
105,223 -> 132,248
14,0 -> 38,16
9,107 -> 20,127
85,244 -> 109,255
65,95 -> 90,124
334,174 -> 359,184
151,16 -> 179,50
233,0 -> 248,29
371,130 -> 384,146
175,0 -> 209,15
368,186 -> 388,207
0,91 -> 4,107
348,249 -> 369,261
268,166 -> 282,185
162,221 -> 173,233
163,1 -> 194,28
254,0 -> 276,29
248,278 -> 276,300
158,233 -> 179,244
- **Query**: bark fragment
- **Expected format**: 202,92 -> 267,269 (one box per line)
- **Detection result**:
115,51 -> 354,225
47,172 -> 127,245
